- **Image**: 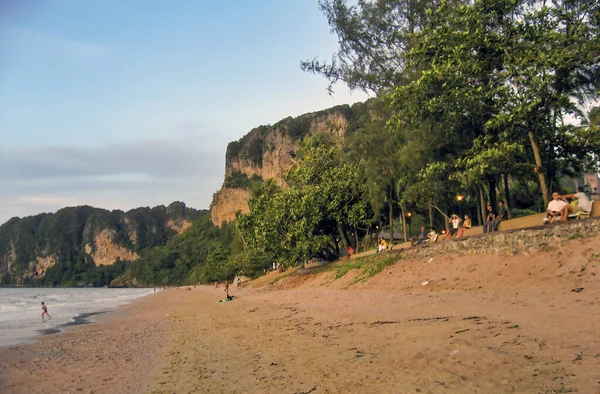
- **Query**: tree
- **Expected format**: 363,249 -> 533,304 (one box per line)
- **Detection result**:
301,0 -> 442,94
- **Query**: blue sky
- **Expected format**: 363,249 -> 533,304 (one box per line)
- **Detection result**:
0,0 -> 368,223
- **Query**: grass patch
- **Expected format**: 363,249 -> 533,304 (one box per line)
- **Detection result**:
268,275 -> 286,285
327,254 -> 400,284
568,232 -> 583,240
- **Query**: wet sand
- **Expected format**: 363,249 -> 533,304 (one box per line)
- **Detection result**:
1,235 -> 600,393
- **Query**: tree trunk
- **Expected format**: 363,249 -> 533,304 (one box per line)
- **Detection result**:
429,204 -> 449,232
528,131 -> 550,207
337,224 -> 350,254
496,182 -> 512,219
479,185 -> 486,225
353,225 -> 359,253
388,199 -> 394,244
400,204 -> 407,243
503,173 -> 511,208
428,201 -> 433,228
488,178 -> 497,209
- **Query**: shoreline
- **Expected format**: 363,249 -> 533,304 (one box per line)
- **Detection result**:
0,289 -> 170,393
1,235 -> 600,393
0,287 -> 158,349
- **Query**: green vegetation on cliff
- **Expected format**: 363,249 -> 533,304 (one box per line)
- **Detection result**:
0,202 -> 203,286
224,102 -> 373,172
116,214 -> 254,286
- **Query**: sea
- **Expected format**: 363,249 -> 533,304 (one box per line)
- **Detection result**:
0,287 -> 155,348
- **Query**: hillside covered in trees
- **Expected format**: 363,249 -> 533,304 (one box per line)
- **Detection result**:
0,202 -> 203,286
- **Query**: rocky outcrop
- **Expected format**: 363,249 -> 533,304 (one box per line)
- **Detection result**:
211,105 -> 360,226
166,218 -> 192,234
211,188 -> 252,227
28,256 -> 56,279
84,229 -> 139,266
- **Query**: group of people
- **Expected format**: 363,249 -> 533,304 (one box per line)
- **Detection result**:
483,201 -> 507,233
410,187 -> 593,246
413,212 -> 474,246
546,187 -> 593,224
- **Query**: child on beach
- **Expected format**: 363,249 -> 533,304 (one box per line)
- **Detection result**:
41,301 -> 51,320
224,281 -> 230,299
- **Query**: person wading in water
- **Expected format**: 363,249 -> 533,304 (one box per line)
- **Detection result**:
41,301 -> 51,320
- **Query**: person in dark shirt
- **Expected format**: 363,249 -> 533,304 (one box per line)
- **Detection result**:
483,203 -> 496,233
413,226 -> 428,246
491,201 -> 507,232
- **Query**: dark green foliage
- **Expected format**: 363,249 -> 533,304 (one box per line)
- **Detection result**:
120,214 -> 252,286
0,203 -> 203,287
226,125 -> 270,168
225,102 -> 375,174
223,171 -> 264,190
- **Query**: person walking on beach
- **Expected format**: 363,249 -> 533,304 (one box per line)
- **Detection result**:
41,301 -> 51,320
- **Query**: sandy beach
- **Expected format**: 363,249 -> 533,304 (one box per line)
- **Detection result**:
1,234 -> 600,393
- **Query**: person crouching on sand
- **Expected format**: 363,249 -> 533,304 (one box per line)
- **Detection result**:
41,301 -> 51,320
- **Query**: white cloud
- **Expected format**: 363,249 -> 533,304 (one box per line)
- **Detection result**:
0,134 -> 224,223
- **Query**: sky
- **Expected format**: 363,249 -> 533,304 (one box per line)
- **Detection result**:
0,0 -> 369,224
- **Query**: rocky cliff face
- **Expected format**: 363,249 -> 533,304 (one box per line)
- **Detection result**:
211,103 -> 368,226
84,229 -> 139,266
210,188 -> 252,226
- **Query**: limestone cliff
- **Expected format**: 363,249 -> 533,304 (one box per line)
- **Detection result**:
0,202 -> 203,286
211,102 -> 370,226
210,188 -> 252,226
84,229 -> 139,266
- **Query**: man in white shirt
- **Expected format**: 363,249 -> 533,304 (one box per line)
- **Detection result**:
546,192 -> 569,223
561,186 -> 592,213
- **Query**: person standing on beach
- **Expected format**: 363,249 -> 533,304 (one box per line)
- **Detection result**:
41,301 -> 51,320
224,281 -> 230,299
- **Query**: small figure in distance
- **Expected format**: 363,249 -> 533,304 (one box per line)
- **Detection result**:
236,277 -> 241,290
444,214 -> 462,240
413,226 -> 428,246
377,237 -> 387,253
483,203 -> 496,233
427,227 -> 437,244
561,186 -> 593,215
457,214 -> 472,238
41,301 -> 51,320
546,192 -> 569,224
224,281 -> 230,300
490,201 -> 507,232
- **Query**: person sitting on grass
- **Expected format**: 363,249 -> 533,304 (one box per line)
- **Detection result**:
456,214 -> 472,238
378,237 -> 387,253
561,186 -> 593,216
426,227 -> 438,244
444,214 -> 462,240
413,227 -> 428,246
545,192 -> 569,224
